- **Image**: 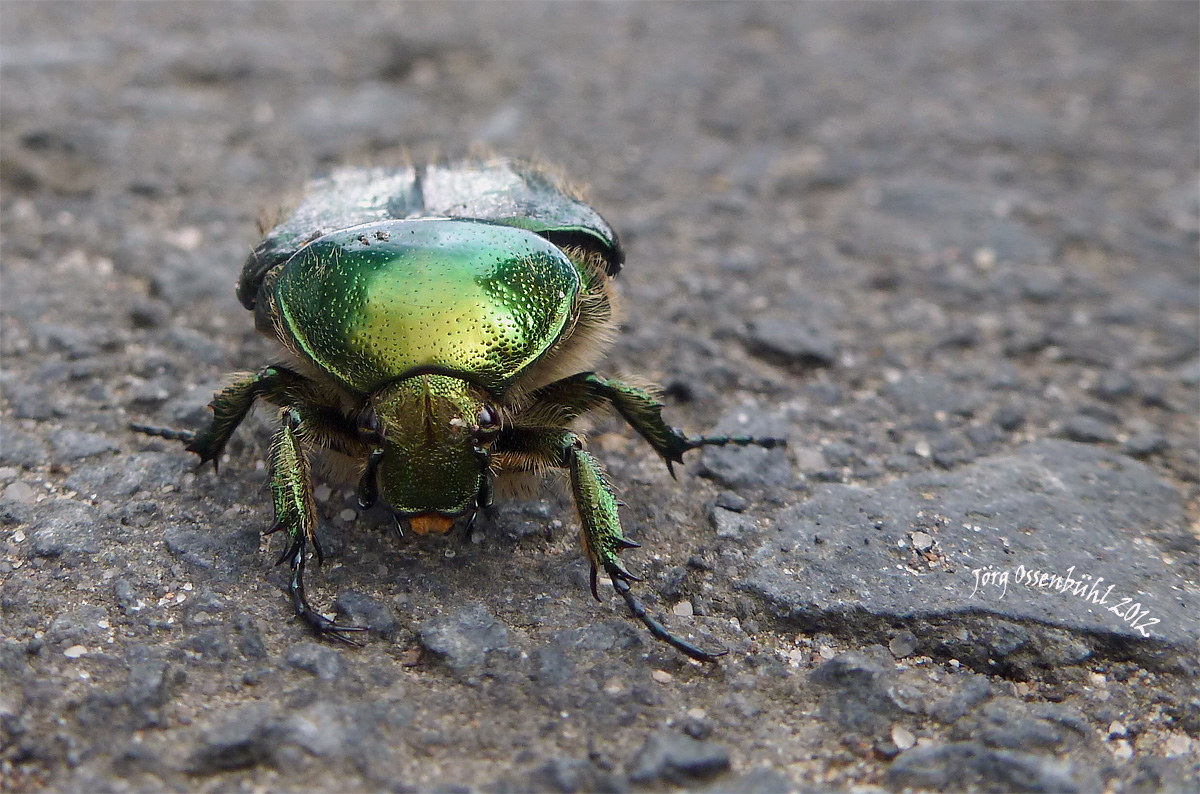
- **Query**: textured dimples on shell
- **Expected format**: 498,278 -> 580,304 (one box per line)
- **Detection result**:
269,220 -> 579,393
132,158 -> 784,662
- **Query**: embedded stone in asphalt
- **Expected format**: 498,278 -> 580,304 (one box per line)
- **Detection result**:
744,441 -> 1198,674
418,603 -> 510,673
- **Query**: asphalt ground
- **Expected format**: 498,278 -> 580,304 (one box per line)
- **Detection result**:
1,3 -> 1197,791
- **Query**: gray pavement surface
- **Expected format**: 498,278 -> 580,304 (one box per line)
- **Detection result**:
2,2 -> 1198,792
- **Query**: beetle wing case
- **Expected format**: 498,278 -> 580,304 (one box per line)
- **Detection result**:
238,159 -> 623,311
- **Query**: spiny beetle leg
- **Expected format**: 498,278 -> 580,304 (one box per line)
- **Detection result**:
528,373 -> 787,477
193,366 -> 310,469
494,423 -> 729,660
269,406 -> 365,644
610,572 -> 727,663
279,538 -> 366,646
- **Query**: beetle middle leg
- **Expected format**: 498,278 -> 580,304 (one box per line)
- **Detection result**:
131,365 -> 313,470
268,406 -> 366,643
495,426 -> 725,662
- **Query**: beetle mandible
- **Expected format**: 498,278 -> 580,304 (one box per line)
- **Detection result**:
133,159 -> 784,661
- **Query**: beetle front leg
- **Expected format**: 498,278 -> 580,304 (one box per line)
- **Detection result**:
269,406 -> 366,643
530,373 -> 786,475
497,427 -> 725,662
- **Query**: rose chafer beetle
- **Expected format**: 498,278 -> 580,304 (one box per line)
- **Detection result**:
133,159 -> 783,661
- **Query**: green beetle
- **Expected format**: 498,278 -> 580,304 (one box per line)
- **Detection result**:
134,159 -> 782,661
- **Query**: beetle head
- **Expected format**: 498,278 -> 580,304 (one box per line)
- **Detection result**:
365,374 -> 498,532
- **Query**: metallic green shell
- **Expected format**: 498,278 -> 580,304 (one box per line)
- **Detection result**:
269,219 -> 581,394
239,159 -> 622,309
372,374 -> 486,516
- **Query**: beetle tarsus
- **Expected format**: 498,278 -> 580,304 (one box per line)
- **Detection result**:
609,573 -> 726,663
684,433 -> 788,452
283,538 -> 366,645
128,422 -> 198,444
129,421 -> 222,471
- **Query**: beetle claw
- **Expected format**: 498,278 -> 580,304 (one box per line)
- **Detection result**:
605,558 -> 640,585
275,535 -> 303,567
283,538 -> 367,645
297,608 -> 368,646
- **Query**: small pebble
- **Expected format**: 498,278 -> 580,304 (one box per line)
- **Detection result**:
910,531 -> 934,552
992,404 -> 1026,431
603,677 -> 625,695
891,725 -> 916,751
1061,414 -> 1116,443
652,670 -> 673,684
1094,370 -> 1135,401
714,491 -> 749,512
64,645 -> 87,658
2,481 -> 37,504
889,631 -> 918,658
1123,432 -> 1167,458
672,601 -> 694,617
1165,733 -> 1192,757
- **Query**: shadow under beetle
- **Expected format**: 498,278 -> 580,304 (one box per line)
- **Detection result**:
133,159 -> 784,661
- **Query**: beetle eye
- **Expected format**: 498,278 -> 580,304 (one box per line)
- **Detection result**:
359,406 -> 383,439
478,404 -> 499,428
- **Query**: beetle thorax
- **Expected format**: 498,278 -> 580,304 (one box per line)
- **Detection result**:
371,374 -> 491,525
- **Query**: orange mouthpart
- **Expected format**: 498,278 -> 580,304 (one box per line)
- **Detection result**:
409,513 -> 455,535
